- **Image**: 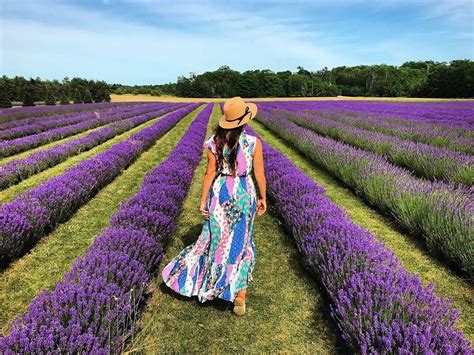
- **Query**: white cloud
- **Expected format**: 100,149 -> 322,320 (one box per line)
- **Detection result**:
1,0 -> 348,83
0,0 -> 472,84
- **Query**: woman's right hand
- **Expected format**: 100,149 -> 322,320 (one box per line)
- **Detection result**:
199,202 -> 209,220
257,198 -> 267,216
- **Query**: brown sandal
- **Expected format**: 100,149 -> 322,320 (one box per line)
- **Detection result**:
233,296 -> 246,316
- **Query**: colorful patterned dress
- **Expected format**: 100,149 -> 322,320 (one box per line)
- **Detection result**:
162,127 -> 258,303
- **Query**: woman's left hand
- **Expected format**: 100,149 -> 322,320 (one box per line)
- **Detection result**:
199,202 -> 209,219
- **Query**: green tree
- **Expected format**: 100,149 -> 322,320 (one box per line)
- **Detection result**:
0,91 -> 12,108
22,87 -> 35,106
83,88 -> 93,103
73,89 -> 83,104
45,92 -> 56,105
59,94 -> 70,105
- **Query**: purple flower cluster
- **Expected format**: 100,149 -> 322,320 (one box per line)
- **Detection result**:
263,100 -> 473,154
0,103 -> 184,189
245,125 -> 471,353
0,103 -> 173,158
0,103 -> 213,353
0,104 -> 142,140
0,102 -> 141,123
0,103 -> 200,264
261,105 -> 473,185
267,100 -> 474,129
256,110 -> 474,280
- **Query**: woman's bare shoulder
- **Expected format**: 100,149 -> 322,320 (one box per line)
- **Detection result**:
203,135 -> 217,153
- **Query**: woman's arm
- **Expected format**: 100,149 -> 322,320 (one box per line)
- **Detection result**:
200,148 -> 217,219
253,138 -> 267,216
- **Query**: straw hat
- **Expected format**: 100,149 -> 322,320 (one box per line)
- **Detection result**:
219,97 -> 258,129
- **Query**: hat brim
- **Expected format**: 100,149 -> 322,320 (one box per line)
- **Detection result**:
218,102 -> 258,129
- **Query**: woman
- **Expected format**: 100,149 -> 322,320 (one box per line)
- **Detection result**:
162,96 -> 267,316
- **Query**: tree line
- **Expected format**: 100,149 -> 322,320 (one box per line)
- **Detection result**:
1,59 -> 472,108
158,60 -> 472,99
0,76 -> 111,108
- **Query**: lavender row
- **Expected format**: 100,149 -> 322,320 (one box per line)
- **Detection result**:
256,111 -> 474,279
0,104 -> 131,132
315,108 -> 474,155
0,103 -> 200,264
0,103 -> 174,158
0,103 -> 184,190
273,100 -> 474,129
0,103 -> 159,140
263,106 -> 473,185
0,102 -> 141,122
0,103 -> 213,353
264,100 -> 473,138
245,125 -> 471,353
264,101 -> 474,155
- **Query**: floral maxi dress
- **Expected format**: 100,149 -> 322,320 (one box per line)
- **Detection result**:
162,128 -> 258,303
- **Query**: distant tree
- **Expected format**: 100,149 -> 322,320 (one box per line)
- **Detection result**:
83,89 -> 93,103
59,94 -> 70,105
0,91 -> 12,108
22,89 -> 35,106
73,89 -> 83,104
45,92 -> 56,105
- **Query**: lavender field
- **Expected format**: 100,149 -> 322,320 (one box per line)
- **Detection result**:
0,100 -> 472,353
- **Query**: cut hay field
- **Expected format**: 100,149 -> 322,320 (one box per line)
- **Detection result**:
111,93 -> 474,103
0,99 -> 472,353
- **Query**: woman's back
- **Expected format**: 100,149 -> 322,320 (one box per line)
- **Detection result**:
204,128 -> 257,176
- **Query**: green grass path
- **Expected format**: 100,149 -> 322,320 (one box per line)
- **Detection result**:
250,120 -> 474,342
1,112 -> 169,202
124,107 -> 339,353
0,106 -> 204,333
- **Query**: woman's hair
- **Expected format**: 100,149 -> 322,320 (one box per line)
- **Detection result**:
213,124 -> 245,174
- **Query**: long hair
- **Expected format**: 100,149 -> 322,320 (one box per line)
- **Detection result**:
213,124 -> 245,175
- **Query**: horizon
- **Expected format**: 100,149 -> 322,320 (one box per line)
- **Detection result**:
1,0 -> 473,85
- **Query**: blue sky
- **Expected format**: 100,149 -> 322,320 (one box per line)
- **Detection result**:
1,0 -> 473,85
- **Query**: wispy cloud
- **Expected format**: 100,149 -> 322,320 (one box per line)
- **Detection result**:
1,0 -> 472,84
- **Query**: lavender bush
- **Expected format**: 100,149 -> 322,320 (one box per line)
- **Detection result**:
0,103 -> 200,264
0,102 -> 141,123
0,105 -> 145,140
0,103 -> 184,189
0,103 -> 213,353
263,101 -> 474,154
266,100 -> 474,129
255,110 -> 474,280
245,126 -> 471,353
263,106 -> 473,185
0,103 -> 173,158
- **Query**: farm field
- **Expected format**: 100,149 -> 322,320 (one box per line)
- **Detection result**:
111,93 -> 474,103
0,99 -> 472,353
